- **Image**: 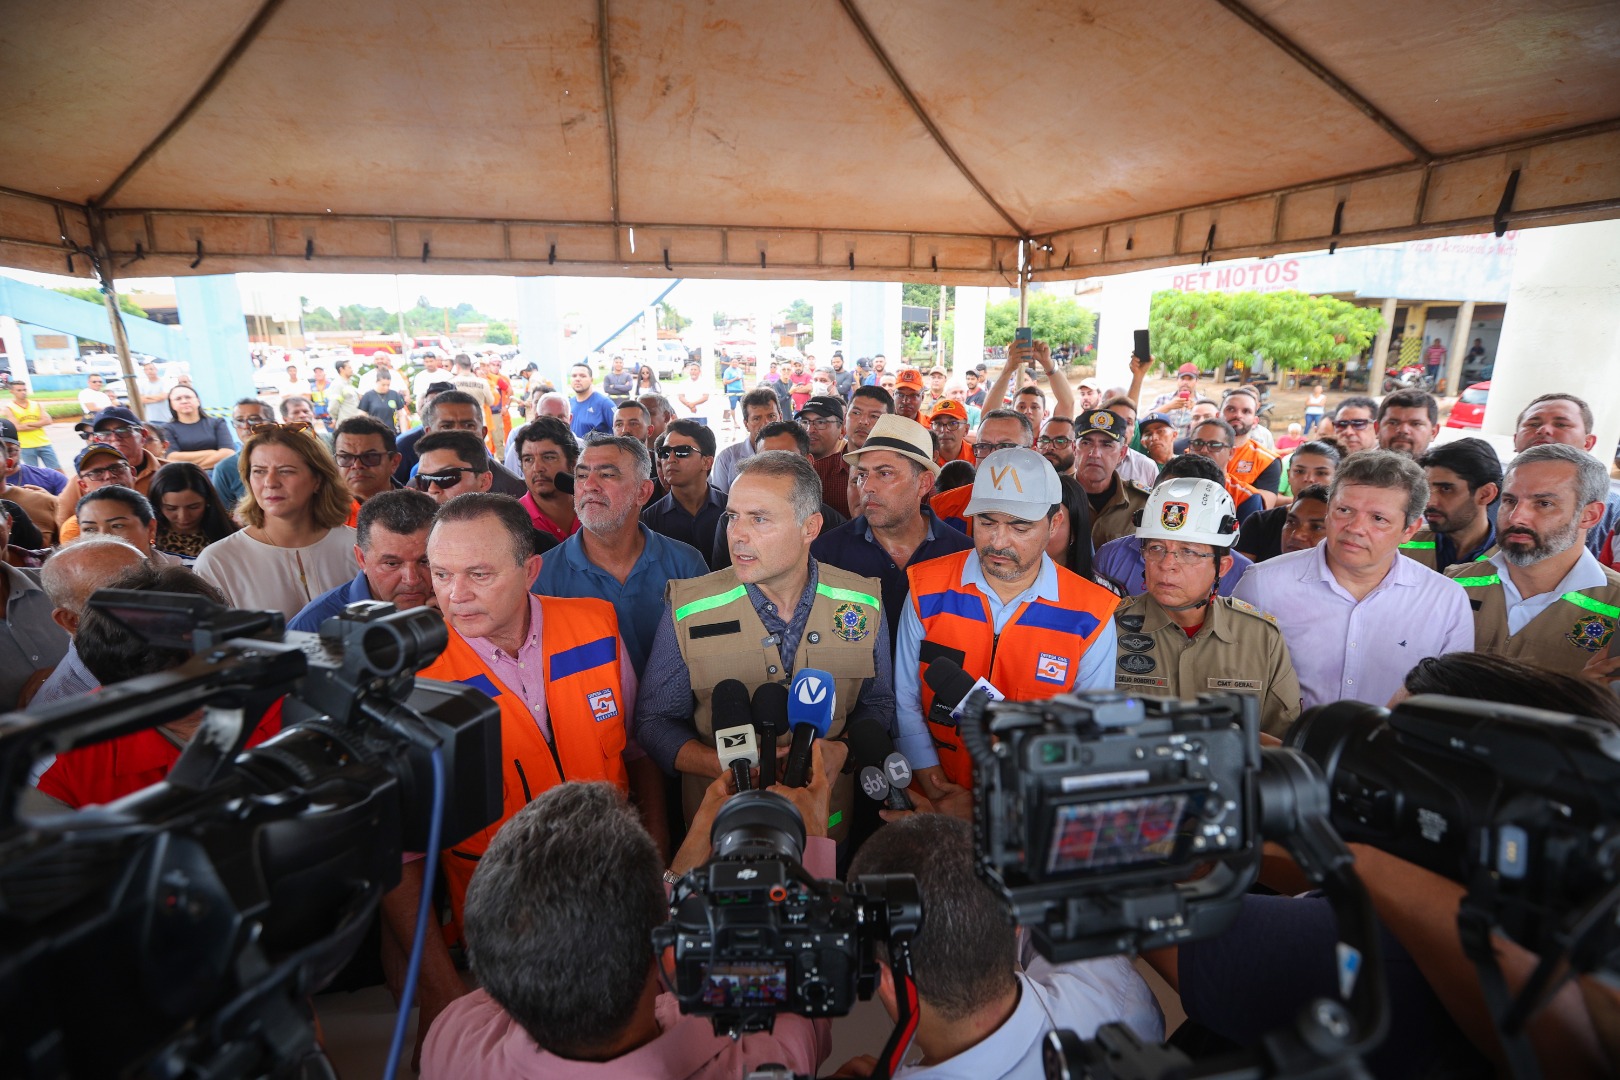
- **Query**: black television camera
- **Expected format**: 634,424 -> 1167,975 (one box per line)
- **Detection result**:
1288,694 -> 1620,1079
655,790 -> 922,1077
0,593 -> 502,1079
957,685 -> 1388,1080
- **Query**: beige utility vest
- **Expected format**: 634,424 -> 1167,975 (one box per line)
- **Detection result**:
667,563 -> 881,841
1446,563 -> 1620,677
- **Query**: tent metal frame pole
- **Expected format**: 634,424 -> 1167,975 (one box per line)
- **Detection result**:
93,0 -> 290,209
1211,0 -> 1431,163
598,0 -> 623,259
86,209 -> 142,421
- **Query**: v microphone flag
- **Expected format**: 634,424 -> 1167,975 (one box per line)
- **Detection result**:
782,668 -> 836,788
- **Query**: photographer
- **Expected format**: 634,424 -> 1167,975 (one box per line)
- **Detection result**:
32,563 -> 284,809
421,740 -> 846,1079
1145,652 -> 1613,1079
831,814 -> 1161,1079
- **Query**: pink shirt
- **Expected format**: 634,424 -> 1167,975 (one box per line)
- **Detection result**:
519,491 -> 580,544
422,837 -> 837,1080
462,592 -> 640,755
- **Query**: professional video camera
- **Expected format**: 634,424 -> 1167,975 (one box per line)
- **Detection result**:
954,680 -> 1388,1080
0,592 -> 502,1079
655,790 -> 922,1079
1288,693 -> 1620,1079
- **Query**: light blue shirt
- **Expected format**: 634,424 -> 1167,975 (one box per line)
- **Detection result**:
710,436 -> 756,493
1231,540 -> 1474,709
894,551 -> 1119,770
1491,546 -> 1609,636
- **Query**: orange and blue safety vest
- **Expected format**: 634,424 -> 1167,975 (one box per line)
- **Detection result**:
908,550 -> 1119,787
419,596 -> 629,939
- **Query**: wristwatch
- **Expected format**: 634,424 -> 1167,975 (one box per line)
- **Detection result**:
663,869 -> 682,886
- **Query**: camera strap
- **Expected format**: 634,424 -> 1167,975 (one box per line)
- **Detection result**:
873,937 -> 919,1080
1457,896 -> 1545,1080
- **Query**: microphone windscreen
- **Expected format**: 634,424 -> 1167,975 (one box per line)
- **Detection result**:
923,656 -> 977,709
750,681 -> 790,736
712,679 -> 751,728
554,471 -> 575,495
846,718 -> 898,771
785,668 -> 836,737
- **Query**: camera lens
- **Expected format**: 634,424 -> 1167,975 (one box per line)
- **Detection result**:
710,791 -> 806,863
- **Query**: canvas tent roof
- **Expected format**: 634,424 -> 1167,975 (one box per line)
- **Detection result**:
3,0 -> 1617,285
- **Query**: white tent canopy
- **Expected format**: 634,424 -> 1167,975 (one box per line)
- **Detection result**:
4,0 -> 1617,285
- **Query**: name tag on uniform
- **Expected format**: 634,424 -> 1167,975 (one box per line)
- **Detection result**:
1207,678 -> 1261,691
1117,674 -> 1169,689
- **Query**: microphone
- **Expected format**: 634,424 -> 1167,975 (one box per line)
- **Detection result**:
554,470 -> 575,495
709,678 -> 752,781
923,657 -> 1004,726
847,719 -> 913,811
750,682 -> 789,788
782,668 -> 836,788
714,724 -> 758,791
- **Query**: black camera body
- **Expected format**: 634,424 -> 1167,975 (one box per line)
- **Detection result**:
967,689 -> 1261,962
0,594 -> 502,1079
654,791 -> 920,1037
1288,693 -> 1620,974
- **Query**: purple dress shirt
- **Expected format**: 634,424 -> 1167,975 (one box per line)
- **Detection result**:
1230,542 -> 1473,710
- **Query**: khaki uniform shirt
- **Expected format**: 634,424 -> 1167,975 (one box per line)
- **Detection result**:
1113,592 -> 1302,738
1399,528 -> 1498,573
1446,561 -> 1620,678
1091,478 -> 1151,550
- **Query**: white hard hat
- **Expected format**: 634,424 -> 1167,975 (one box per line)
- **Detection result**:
1135,477 -> 1238,548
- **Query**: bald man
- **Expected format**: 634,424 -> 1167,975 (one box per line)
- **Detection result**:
31,536 -> 147,707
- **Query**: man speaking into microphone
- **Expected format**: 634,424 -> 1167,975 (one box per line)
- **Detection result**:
636,451 -> 895,844
896,448 -> 1121,816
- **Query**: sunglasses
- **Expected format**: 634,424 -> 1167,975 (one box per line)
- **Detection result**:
1188,439 -> 1231,452
1333,418 -> 1372,430
656,445 -> 703,460
233,414 -> 275,429
415,467 -> 480,490
248,421 -> 316,437
335,450 -> 388,469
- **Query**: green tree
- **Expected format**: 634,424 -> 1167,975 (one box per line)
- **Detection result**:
976,292 -> 1096,350
302,305 -> 339,331
484,321 -> 514,346
1149,290 -> 1384,374
657,302 -> 692,332
54,287 -> 146,319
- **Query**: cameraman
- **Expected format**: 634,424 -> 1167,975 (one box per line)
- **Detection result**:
1146,652 -> 1613,1078
421,741 -> 847,1079
832,814 -> 1162,1079
33,563 -> 284,809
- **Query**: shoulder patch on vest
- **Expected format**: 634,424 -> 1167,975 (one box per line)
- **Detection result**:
689,619 -> 742,641
587,688 -> 620,721
459,672 -> 503,699
1566,614 -> 1616,653
1117,613 -> 1145,632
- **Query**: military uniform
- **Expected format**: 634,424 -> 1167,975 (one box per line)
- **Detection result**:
1446,561 -> 1620,677
1113,593 -> 1301,738
1091,477 -> 1152,550
666,563 -> 882,840
1399,528 -> 1498,573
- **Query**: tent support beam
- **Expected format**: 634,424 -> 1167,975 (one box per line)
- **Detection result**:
93,0 -> 290,209
86,209 -> 141,420
1212,0 -> 1432,163
836,0 -> 1027,239
598,0 -> 623,258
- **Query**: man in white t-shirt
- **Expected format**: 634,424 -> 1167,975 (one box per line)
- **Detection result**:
136,361 -> 172,421
78,374 -> 115,416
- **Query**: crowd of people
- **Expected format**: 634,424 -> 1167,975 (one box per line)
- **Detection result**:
8,340 -> 1620,1079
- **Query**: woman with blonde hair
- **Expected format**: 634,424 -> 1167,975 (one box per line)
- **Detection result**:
194,424 -> 357,618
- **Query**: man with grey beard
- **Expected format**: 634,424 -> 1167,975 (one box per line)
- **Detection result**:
1445,442 -> 1620,679
530,434 -> 707,673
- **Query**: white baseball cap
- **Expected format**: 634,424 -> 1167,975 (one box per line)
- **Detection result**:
963,447 -> 1063,522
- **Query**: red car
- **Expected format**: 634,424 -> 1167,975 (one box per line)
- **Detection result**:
1445,381 -> 1490,428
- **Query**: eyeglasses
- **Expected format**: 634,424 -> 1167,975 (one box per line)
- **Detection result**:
931,419 -> 964,432
80,463 -> 134,482
1188,439 -> 1230,452
415,467 -> 480,490
233,414 -> 274,429
1333,418 -> 1372,430
973,441 -> 1024,459
1035,435 -> 1072,449
88,426 -> 144,444
335,450 -> 388,469
801,416 -> 842,429
657,445 -> 703,460
1142,543 -> 1216,566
